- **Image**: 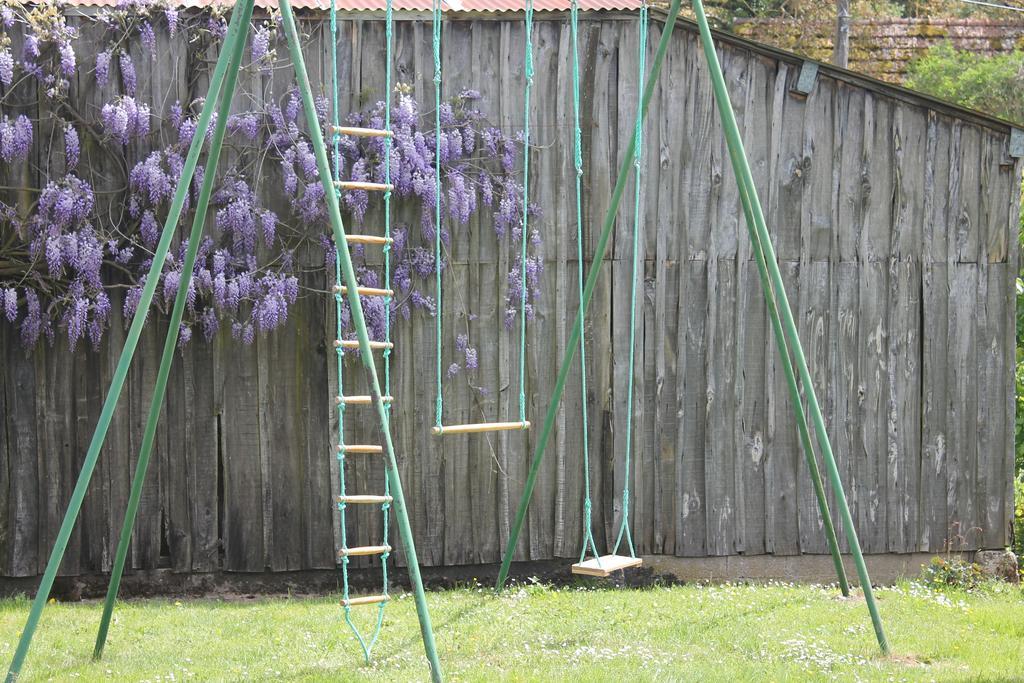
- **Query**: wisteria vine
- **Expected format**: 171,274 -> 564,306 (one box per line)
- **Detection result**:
0,0 -> 541,370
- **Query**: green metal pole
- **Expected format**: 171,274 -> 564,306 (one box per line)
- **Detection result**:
728,141 -> 850,596
277,4 -> 443,681
92,0 -> 255,661
691,0 -> 888,654
495,0 -> 683,591
4,8 -> 250,681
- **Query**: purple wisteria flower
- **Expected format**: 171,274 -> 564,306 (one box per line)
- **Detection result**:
0,49 -> 14,87
64,124 -> 80,170
119,51 -> 137,96
165,8 -> 179,37
3,288 -> 16,322
0,115 -> 32,163
95,50 -> 111,86
140,22 -> 156,54
102,96 -> 150,145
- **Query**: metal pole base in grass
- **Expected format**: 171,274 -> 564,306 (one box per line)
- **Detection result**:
5,1 -> 444,680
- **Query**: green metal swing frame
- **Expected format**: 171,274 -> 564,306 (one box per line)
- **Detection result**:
5,0 -> 890,680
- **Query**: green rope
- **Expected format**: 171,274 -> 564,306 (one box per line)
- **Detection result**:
571,0 -> 598,566
433,0 -> 532,427
432,0 -> 443,429
517,0 -> 534,422
330,0 -> 394,661
611,4 -> 647,559
516,0 -> 532,419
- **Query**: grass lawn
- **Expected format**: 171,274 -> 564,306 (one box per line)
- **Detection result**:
1,579 -> 1022,681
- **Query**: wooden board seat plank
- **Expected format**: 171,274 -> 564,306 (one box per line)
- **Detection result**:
570,554 -> 643,577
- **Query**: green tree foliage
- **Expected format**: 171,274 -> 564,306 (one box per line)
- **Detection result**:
906,42 -> 1024,125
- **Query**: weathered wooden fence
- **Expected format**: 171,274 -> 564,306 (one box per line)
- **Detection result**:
0,11 -> 1020,578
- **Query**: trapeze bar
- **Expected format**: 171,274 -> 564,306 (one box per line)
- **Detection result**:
333,126 -> 393,138
336,395 -> 394,405
431,421 -> 531,436
570,554 -> 643,577
341,594 -> 390,607
333,284 -> 394,298
337,495 -> 393,505
335,181 -> 394,192
338,544 -> 392,558
335,339 -> 393,350
337,444 -> 384,454
345,234 -> 392,245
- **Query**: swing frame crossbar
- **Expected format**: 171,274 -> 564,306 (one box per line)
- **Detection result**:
3,0 -> 443,680
494,0 -> 889,658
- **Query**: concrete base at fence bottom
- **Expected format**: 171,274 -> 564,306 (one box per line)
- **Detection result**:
642,552 -> 950,585
0,551 -> 1011,599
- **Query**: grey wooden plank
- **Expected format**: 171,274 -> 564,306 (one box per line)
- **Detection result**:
676,259 -> 707,557
946,263 -> 979,550
922,113 -> 952,264
766,63 -> 804,261
890,103 -> 927,260
800,74 -> 834,262
2,325 -> 40,576
981,131 -> 1011,265
977,264 -> 1010,548
953,125 -> 982,264
796,261 -> 831,555
885,260 -> 922,553
37,340 -> 82,574
650,33 -> 683,556
860,94 -> 894,261
854,261 -> 888,554
830,261 -> 859,554
764,261 -> 800,555
218,331 -> 265,571
182,339 -> 219,572
920,262 -> 949,551
835,83 -> 865,263
735,259 -> 768,557
704,259 -> 736,556
258,295 -> 305,571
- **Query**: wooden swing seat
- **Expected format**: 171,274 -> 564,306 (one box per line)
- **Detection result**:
571,554 -> 642,577
431,421 -> 531,436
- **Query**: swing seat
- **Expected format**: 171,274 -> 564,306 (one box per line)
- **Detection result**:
432,421 -> 531,436
571,554 -> 642,577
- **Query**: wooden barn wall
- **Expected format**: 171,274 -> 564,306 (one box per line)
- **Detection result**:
0,14 -> 1019,577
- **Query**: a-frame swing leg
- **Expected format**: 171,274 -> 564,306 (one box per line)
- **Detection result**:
4,6 -> 252,680
691,0 -> 888,652
495,0 -> 888,658
277,2 -> 443,681
92,0 -> 256,660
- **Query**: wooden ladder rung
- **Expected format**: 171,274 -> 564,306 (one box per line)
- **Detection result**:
337,495 -> 393,505
341,594 -> 390,607
337,444 -> 384,455
432,421 -> 531,436
336,181 -> 393,192
339,544 -> 391,558
333,126 -> 393,138
333,284 -> 394,298
335,339 -> 394,351
336,395 -> 394,406
346,234 -> 392,246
